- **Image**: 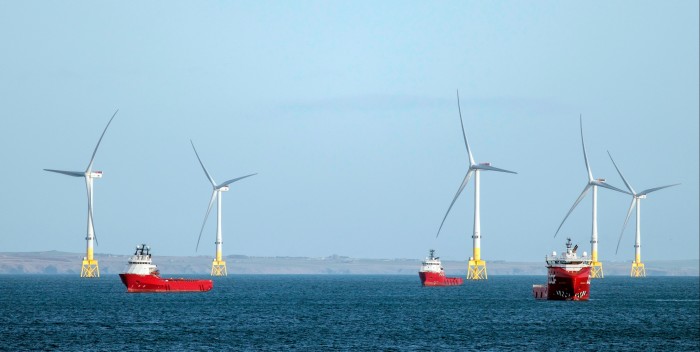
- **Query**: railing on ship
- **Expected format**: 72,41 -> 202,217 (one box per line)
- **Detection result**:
545,254 -> 592,266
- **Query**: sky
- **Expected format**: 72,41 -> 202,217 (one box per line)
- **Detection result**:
0,1 -> 697,262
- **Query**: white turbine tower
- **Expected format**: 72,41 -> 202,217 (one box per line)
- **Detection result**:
608,151 -> 679,277
191,140 -> 256,276
436,91 -> 516,280
554,116 -> 628,279
44,110 -> 118,278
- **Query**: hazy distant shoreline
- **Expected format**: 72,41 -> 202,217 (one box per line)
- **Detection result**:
0,251 -> 697,276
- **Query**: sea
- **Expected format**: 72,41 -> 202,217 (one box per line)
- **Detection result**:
1,275 -> 698,351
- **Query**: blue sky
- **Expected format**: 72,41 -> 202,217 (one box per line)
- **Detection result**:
0,1 -> 697,262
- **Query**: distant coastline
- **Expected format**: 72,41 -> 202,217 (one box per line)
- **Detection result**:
0,251 -> 697,276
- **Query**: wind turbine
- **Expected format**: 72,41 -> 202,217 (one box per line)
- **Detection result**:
436,91 -> 516,280
554,116 -> 628,279
44,110 -> 118,278
191,140 -> 256,276
608,151 -> 679,277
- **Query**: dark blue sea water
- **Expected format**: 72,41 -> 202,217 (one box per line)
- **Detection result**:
1,275 -> 698,351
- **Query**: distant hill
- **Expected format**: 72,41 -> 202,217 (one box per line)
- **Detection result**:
0,251 -> 697,276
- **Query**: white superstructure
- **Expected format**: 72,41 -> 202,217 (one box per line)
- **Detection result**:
123,244 -> 159,276
546,238 -> 592,271
420,249 -> 443,273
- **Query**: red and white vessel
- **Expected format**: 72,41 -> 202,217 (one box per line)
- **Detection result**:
533,238 -> 591,300
419,249 -> 464,286
119,244 -> 213,293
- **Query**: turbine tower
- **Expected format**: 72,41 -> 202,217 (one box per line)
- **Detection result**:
436,91 -> 516,280
608,151 -> 679,277
44,110 -> 118,278
554,116 -> 628,279
191,140 -> 256,276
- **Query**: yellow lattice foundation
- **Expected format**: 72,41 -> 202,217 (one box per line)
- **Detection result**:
590,261 -> 604,279
631,261 -> 645,278
467,259 -> 487,280
211,260 -> 227,276
80,259 -> 99,278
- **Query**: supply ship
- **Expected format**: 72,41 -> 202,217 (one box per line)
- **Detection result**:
119,244 -> 213,293
533,238 -> 591,300
419,249 -> 464,286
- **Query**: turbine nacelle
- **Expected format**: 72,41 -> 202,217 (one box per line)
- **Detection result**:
218,185 -> 230,192
89,171 -> 103,178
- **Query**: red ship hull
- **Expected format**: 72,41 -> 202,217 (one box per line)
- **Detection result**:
419,272 -> 464,286
119,273 -> 213,293
543,267 -> 591,301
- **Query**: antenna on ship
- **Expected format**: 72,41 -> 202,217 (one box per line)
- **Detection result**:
435,90 -> 517,280
44,110 -> 118,278
607,151 -> 679,278
553,116 -> 629,279
191,140 -> 256,277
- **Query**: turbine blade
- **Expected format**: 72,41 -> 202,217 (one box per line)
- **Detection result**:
639,183 -> 680,196
555,184 -> 591,237
607,151 -> 636,195
436,170 -> 473,238
615,198 -> 636,254
44,169 -> 84,177
86,109 -> 118,172
456,90 -> 475,166
190,140 -> 217,187
218,173 -> 257,188
196,190 -> 218,252
473,164 -> 517,174
580,115 -> 593,181
594,180 -> 630,195
92,222 -> 98,246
